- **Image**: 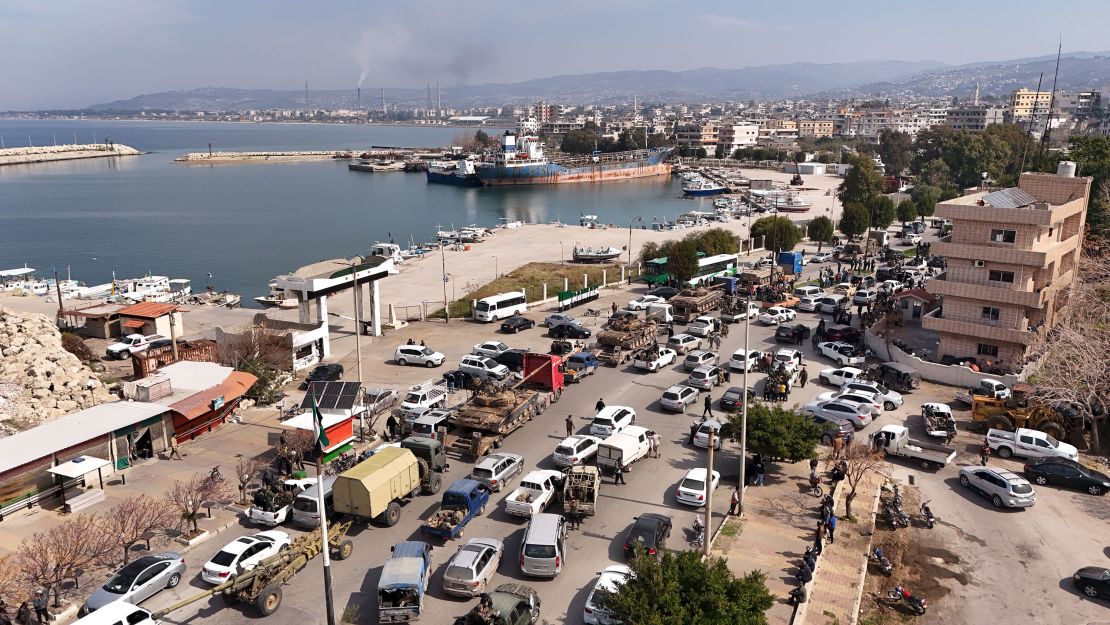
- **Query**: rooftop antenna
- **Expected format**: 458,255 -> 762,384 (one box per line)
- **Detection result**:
1018,72 -> 1044,175
1041,37 -> 1063,149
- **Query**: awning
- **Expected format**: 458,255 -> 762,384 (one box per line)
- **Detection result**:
170,371 -> 257,421
47,456 -> 110,479
123,319 -> 146,329
0,267 -> 35,277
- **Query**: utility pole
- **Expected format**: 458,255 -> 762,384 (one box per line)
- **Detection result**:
53,269 -> 64,319
627,216 -> 642,269
704,429 -> 715,557
350,259 -> 363,383
738,291 -> 751,516
441,242 -> 450,324
168,310 -> 180,361
314,444 -> 337,625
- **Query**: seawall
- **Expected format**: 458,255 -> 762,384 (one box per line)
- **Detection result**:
0,143 -> 142,166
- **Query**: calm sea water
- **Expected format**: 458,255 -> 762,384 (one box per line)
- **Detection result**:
0,120 -> 703,304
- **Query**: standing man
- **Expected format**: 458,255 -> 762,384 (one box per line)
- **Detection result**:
385,414 -> 398,442
688,422 -> 698,445
168,437 -> 183,460
979,441 -> 991,466
566,501 -> 580,530
728,487 -> 741,516
826,513 -> 837,543
31,591 -> 47,625
832,431 -> 844,458
565,414 -> 574,438
650,430 -> 662,458
595,398 -> 606,413
754,459 -> 766,486
613,464 -> 625,485
703,395 -> 713,418
799,367 -> 808,388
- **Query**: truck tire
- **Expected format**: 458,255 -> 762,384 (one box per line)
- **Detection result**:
255,584 -> 282,616
335,539 -> 354,560
996,446 -> 1014,459
423,472 -> 443,495
378,501 -> 402,527
986,415 -> 1014,432
1039,420 -> 1066,441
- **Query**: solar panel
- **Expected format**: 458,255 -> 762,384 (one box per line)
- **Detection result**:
299,381 -> 362,411
983,188 -> 1036,209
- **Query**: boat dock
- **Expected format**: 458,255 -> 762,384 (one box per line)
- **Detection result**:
175,146 -> 454,164
0,143 -> 142,167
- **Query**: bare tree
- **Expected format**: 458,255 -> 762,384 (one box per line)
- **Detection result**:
0,553 -> 26,607
826,443 -> 886,518
165,474 -> 230,535
97,495 -> 176,565
235,457 -> 265,504
16,515 -> 112,608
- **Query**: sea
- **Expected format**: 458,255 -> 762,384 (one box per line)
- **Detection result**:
0,119 -> 705,305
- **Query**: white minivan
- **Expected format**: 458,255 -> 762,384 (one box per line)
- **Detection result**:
520,513 -> 567,577
794,285 -> 823,300
474,291 -> 527,322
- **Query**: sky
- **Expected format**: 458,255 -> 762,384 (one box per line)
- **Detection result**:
2,0 -> 1109,110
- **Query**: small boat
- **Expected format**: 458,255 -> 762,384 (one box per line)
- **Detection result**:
713,197 -> 734,209
189,290 -> 241,307
682,178 -> 726,196
255,280 -> 299,309
426,159 -> 482,187
580,214 -> 599,227
572,244 -> 623,263
770,193 -> 813,213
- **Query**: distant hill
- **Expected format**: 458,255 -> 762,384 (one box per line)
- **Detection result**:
84,60 -> 946,111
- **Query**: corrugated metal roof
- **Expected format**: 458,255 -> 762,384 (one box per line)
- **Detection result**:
983,188 -> 1037,209
170,371 -> 256,420
118,302 -> 179,319
0,402 -> 171,474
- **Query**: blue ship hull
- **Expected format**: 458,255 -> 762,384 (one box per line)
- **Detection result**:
476,148 -> 672,186
683,187 -> 726,197
426,170 -> 482,187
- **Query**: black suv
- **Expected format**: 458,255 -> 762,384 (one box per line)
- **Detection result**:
549,322 -> 591,339
494,348 -> 528,372
500,316 -> 536,334
299,363 -> 344,389
623,513 -> 671,560
775,323 -> 811,344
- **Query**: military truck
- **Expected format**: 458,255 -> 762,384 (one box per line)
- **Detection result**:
333,447 -> 439,527
446,385 -> 548,458
378,541 -> 433,622
596,316 -> 657,365
562,465 -> 601,517
421,479 -> 490,540
453,584 -> 541,625
670,287 -> 723,323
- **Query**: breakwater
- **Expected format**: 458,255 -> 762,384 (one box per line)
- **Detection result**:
0,143 -> 142,166
174,147 -> 452,164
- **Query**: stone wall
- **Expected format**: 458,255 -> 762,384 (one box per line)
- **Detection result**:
0,306 -> 114,436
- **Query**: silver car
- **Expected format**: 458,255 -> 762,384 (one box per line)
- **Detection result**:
82,553 -> 186,614
442,537 -> 504,597
544,313 -> 576,327
660,384 -> 699,412
959,466 -> 1036,508
469,452 -> 524,492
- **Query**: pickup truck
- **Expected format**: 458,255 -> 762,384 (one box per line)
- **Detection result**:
955,379 -> 1010,405
505,470 -> 565,517
596,425 -> 652,473
247,478 -> 315,526
400,379 -> 450,412
421,479 -> 490,540
563,352 -> 599,383
686,315 -> 719,338
987,427 -> 1079,461
105,333 -> 164,359
633,346 -> 677,372
921,403 -> 956,439
452,583 -> 541,625
870,424 -> 957,470
378,540 -> 433,623
562,465 -> 600,517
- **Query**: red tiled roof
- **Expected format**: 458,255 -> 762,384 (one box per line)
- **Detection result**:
894,288 -> 936,304
122,319 -> 146,329
169,371 -> 257,421
118,302 -> 180,319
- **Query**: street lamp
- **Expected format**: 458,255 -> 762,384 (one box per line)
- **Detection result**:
627,216 -> 643,269
493,256 -> 498,279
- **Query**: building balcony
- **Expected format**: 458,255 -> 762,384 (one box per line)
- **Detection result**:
931,240 -> 1047,267
925,272 -> 1044,308
921,309 -> 1037,345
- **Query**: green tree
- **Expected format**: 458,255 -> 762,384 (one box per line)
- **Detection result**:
666,241 -> 700,282
686,228 -> 739,256
750,216 -> 803,252
896,199 -> 917,225
603,550 -> 774,625
838,202 -> 871,237
868,195 -> 897,230
639,241 -> 663,265
1064,135 -> 1110,235
838,154 -> 885,206
911,184 -> 941,223
878,129 -> 913,175
806,216 -> 835,251
695,147 -> 708,159
726,402 -> 823,462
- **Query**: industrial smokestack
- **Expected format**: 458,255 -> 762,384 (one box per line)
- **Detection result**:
381,88 -> 386,114
436,82 -> 441,114
357,87 -> 361,111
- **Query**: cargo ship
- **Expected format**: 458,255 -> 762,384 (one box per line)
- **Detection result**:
426,159 -> 482,187
475,133 -> 671,186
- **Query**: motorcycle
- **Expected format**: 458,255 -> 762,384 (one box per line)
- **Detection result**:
920,501 -> 935,529
892,505 -> 911,527
887,585 -> 927,615
871,547 -> 893,576
883,504 -> 908,529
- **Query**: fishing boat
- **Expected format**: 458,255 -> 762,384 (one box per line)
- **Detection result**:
255,281 -> 299,309
572,244 -> 623,263
189,290 -> 241,307
769,193 -> 813,213
579,214 -> 599,227
682,178 -> 726,196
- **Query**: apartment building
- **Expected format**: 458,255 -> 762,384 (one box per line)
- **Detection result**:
1009,88 -> 1053,120
675,121 -> 718,151
797,120 -> 834,138
945,105 -> 1006,132
923,165 -> 1091,365
717,123 -> 759,153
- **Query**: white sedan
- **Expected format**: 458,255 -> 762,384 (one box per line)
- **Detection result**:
728,349 -> 763,372
472,341 -> 510,358
817,341 -> 866,366
584,565 -> 633,625
817,390 -> 884,415
201,531 -> 291,584
811,252 -> 833,263
757,306 -> 796,325
675,468 -> 720,507
801,399 -> 873,429
627,295 -> 665,311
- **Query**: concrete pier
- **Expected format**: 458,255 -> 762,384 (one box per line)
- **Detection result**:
0,143 -> 142,166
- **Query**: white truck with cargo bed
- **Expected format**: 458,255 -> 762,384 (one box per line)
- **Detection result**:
870,424 -> 957,470
504,470 -> 564,517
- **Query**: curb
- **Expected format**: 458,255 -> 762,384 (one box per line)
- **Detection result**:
847,475 -> 888,625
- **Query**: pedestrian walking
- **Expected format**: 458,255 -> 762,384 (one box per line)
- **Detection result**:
703,395 -> 713,418
168,438 -> 183,460
613,464 -> 626,485
832,431 -> 844,458
979,442 -> 991,466
595,398 -> 606,412
815,521 -> 825,550
650,431 -> 663,458
667,324 -> 675,338
385,414 -> 398,442
826,514 -> 837,543
754,460 -> 765,486
611,301 -> 618,314
688,422 -> 698,445
799,368 -> 808,388
565,414 -> 574,438
31,592 -> 47,625
721,323 -> 729,338
728,487 -> 741,515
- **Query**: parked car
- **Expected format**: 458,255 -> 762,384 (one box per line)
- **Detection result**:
1023,458 -> 1109,496
811,252 -> 833,263
459,354 -> 510,380
815,295 -> 847,314
201,531 -> 291,584
628,295 -> 665,310
842,381 -> 903,410
501,316 -> 536,334
563,351 -> 600,383
877,280 -> 904,294
683,349 -> 719,372
473,341 -> 511,358
82,553 -> 185,614
852,289 -> 877,306
105,333 -> 163,360
622,514 -> 671,560
667,333 -> 703,354
821,325 -> 862,343
811,413 -> 856,445
1073,567 -> 1110,599
410,411 -> 453,440
720,386 -> 755,411
817,341 -> 865,366
693,419 -> 724,449
442,538 -> 504,597
660,385 -> 699,412
493,348 -> 528,372
818,366 -> 865,387
775,323 -> 811,344
544,313 -> 576,327
470,452 -> 525,492
394,345 -> 445,368
816,390 -> 883,415
553,435 -> 603,467
686,315 -> 719,338
728,348 -> 763,372
675,468 -> 720,506
647,286 -> 680,299
802,399 -> 873,429
687,365 -> 723,391
299,363 -> 344,389
757,306 -> 796,325
591,406 -> 636,437
773,348 -> 802,371
584,565 -> 633,625
549,322 -> 592,339
958,466 -> 1036,508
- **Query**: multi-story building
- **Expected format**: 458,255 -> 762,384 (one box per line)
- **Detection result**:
945,105 -> 1006,132
717,123 -> 759,153
923,166 -> 1091,364
797,120 -> 834,138
517,117 -> 539,135
1056,91 -> 1102,118
675,121 -> 718,151
1009,88 -> 1053,120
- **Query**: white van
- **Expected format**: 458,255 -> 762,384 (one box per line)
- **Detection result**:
290,475 -> 337,528
815,294 -> 846,314
520,512 -> 567,577
794,285 -> 823,299
596,425 -> 652,471
474,291 -> 527,322
73,603 -> 158,625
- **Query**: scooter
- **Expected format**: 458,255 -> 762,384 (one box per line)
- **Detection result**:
892,506 -> 911,528
871,547 -> 893,576
920,501 -> 935,529
883,504 -> 908,529
888,585 -> 927,615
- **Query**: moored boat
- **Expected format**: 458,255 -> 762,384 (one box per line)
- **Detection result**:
682,178 -> 726,196
572,244 -> 624,263
475,133 -> 671,186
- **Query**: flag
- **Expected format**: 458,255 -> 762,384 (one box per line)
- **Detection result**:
311,395 -> 330,451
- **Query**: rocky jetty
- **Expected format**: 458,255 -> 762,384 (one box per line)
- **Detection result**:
0,306 -> 114,436
0,143 -> 142,166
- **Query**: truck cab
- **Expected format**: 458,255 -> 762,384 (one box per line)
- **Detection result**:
421,479 -> 490,540
399,437 -> 450,476
987,427 -> 1078,461
378,541 -> 433,622
506,470 -> 564,517
563,352 -> 599,383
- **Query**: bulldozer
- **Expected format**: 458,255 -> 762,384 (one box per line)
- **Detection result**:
970,383 -> 1070,440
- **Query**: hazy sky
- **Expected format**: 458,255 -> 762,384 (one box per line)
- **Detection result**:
2,0 -> 1108,110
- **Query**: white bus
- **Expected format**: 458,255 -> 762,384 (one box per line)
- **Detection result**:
687,254 -> 738,286
474,291 -> 527,322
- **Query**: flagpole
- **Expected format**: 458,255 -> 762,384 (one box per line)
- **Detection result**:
312,397 -> 337,625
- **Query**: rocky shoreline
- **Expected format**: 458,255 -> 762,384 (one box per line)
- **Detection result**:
0,143 -> 142,166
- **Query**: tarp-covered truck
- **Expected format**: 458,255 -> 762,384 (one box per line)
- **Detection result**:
333,447 -> 435,527
378,541 -> 433,622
